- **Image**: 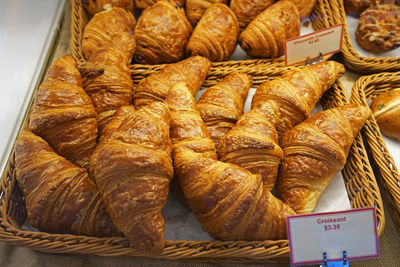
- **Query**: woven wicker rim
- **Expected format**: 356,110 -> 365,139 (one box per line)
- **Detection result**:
328,0 -> 400,74
351,71 -> 400,232
70,0 -> 338,82
0,67 -> 385,262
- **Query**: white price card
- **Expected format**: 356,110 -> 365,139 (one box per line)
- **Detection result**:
287,207 -> 379,266
284,24 -> 344,66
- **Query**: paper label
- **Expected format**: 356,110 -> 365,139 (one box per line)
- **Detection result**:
287,207 -> 379,266
285,24 -> 344,66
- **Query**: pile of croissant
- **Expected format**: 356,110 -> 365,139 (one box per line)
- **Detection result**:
79,0 -> 318,64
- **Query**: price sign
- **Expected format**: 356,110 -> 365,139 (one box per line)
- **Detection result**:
287,207 -> 379,266
284,24 -> 344,66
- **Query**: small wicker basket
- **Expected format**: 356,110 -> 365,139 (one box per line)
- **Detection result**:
351,71 -> 400,234
70,0 -> 338,84
328,0 -> 400,74
0,66 -> 385,262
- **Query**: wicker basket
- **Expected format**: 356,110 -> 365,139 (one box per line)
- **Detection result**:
0,67 -> 385,262
70,0 -> 338,84
328,0 -> 400,74
351,72 -> 400,235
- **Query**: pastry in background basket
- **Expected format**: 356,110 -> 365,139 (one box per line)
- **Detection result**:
276,104 -> 372,214
82,7 -> 136,61
286,0 -> 317,19
356,3 -> 400,53
135,0 -> 185,10
239,0 -> 300,58
252,61 -> 345,139
370,89 -> 400,141
186,3 -> 239,61
82,0 -> 134,15
29,54 -> 98,170
197,72 -> 251,147
79,42 -> 134,133
93,102 -> 173,252
133,56 -> 211,108
134,1 -> 192,64
186,0 -> 227,26
218,100 -> 283,191
343,0 -> 376,15
14,131 -> 121,237
230,0 -> 273,31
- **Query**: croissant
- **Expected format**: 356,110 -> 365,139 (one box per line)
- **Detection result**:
79,45 -> 134,133
229,0 -> 273,30
239,0 -> 300,58
186,0 -> 228,26
93,102 -> 173,251
14,131 -> 120,237
218,100 -> 283,190
82,0 -> 134,16
135,0 -> 185,10
252,61 -> 345,139
197,72 -> 251,147
186,3 -> 239,61
276,104 -> 371,214
286,0 -> 317,19
344,0 -> 375,15
174,148 -> 295,240
29,54 -> 97,169
165,83 -> 217,159
82,7 -> 136,60
133,1 -> 192,64
133,56 -> 211,108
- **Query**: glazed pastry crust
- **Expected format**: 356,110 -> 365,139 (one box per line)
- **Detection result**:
186,3 -> 239,61
344,0 -> 375,15
276,104 -> 371,214
252,61 -> 345,139
218,100 -> 283,190
93,102 -> 173,252
230,0 -> 273,30
134,1 -> 192,64
239,0 -> 300,58
15,131 -> 120,237
82,0 -> 134,16
356,3 -> 400,53
197,72 -> 251,147
133,56 -> 211,108
186,0 -> 228,26
82,7 -> 136,60
286,0 -> 317,19
371,89 -> 400,141
135,0 -> 185,10
29,55 -> 98,169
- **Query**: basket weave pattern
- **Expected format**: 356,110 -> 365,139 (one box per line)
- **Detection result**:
329,0 -> 400,74
351,72 -> 400,233
70,0 -> 337,85
0,69 -> 385,261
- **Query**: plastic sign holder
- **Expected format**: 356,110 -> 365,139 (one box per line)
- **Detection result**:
287,207 -> 379,266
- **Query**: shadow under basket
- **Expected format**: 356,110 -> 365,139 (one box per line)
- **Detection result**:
70,0 -> 339,86
351,71 -> 400,235
0,73 -> 385,262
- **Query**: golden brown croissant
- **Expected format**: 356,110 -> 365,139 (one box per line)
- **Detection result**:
93,102 -> 173,251
286,0 -> 317,19
15,131 -> 120,237
186,3 -> 239,61
133,1 -> 192,64
135,0 -> 185,10
197,72 -> 251,147
79,45 -> 134,133
276,104 -> 371,214
82,0 -> 134,16
174,148 -> 295,240
186,0 -> 228,26
82,7 -> 136,60
218,100 -> 283,190
252,61 -> 345,139
29,54 -> 97,169
239,0 -> 300,58
165,83 -> 217,159
229,0 -> 273,30
133,56 -> 211,108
